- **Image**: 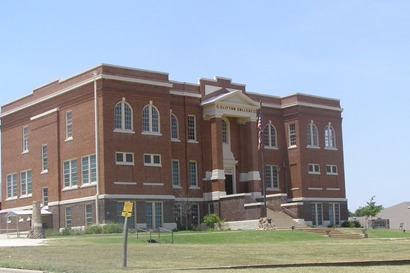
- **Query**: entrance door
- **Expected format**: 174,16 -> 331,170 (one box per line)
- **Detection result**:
225,175 -> 233,195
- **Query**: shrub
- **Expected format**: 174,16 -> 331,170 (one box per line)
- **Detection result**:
341,220 -> 362,228
102,223 -> 123,234
84,225 -> 103,234
203,214 -> 224,230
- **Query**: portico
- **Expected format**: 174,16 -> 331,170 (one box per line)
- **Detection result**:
201,89 -> 262,201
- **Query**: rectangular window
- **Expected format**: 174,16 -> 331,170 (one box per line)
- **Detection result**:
265,165 -> 279,189
329,203 -> 341,226
326,165 -> 338,175
171,160 -> 180,187
145,201 -> 163,229
117,202 -> 135,229
82,155 -> 97,184
85,204 -> 93,226
65,207 -> 72,228
6,173 -> 17,198
189,161 -> 198,187
311,203 -> 323,226
42,144 -> 48,173
23,126 -> 29,152
288,123 -> 296,147
42,187 -> 49,207
66,111 -> 73,140
144,154 -> 161,167
187,115 -> 197,141
308,164 -> 320,174
116,152 -> 134,165
20,170 -> 32,196
63,159 -> 78,188
191,204 -> 199,226
208,203 -> 215,214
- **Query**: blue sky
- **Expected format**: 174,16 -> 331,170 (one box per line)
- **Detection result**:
1,1 -> 409,211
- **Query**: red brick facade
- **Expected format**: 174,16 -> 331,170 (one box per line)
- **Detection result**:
1,64 -> 347,231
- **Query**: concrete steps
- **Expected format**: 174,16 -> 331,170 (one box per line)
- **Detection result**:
302,228 -> 364,239
267,210 -> 306,229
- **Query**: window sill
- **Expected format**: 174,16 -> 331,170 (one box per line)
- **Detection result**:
171,138 -> 181,142
116,162 -> 135,166
188,140 -> 199,144
264,146 -> 279,150
62,186 -> 79,192
189,186 -> 200,190
20,194 -> 33,199
173,185 -> 182,189
114,181 -> 137,185
6,197 -> 18,201
266,188 -> 281,191
308,187 -> 323,190
326,173 -> 338,176
41,170 -> 49,175
308,172 -> 321,175
306,145 -> 320,149
144,164 -> 162,167
325,147 -> 338,151
143,183 -> 164,187
22,150 -> 29,155
288,145 -> 297,150
65,137 -> 73,143
81,182 -> 97,188
113,129 -> 135,134
141,132 -> 162,136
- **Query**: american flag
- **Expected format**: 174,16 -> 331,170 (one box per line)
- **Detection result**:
257,110 -> 262,150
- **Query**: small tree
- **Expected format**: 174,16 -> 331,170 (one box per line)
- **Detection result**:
355,196 -> 383,228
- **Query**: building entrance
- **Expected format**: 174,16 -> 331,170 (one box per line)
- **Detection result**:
225,175 -> 233,195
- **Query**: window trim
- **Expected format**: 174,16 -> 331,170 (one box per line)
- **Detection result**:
265,165 -> 280,190
42,187 -> 49,207
22,126 -> 29,153
20,170 -> 32,197
66,111 -> 73,141
324,123 -> 336,149
63,159 -> 78,189
65,207 -> 72,228
306,121 -> 319,148
85,204 -> 93,226
82,154 -> 97,185
170,113 -> 180,141
308,163 -> 321,174
288,123 -> 297,148
326,165 -> 338,175
114,98 -> 134,133
264,122 -> 278,149
188,160 -> 198,188
41,144 -> 49,174
142,102 -> 161,135
187,115 -> 197,142
171,160 -> 180,187
115,152 -> 135,165
6,173 -> 18,199
144,154 -> 162,167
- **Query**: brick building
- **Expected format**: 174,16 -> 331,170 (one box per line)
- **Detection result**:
0,64 -> 347,231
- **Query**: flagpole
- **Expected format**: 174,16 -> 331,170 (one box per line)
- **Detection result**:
258,100 -> 267,217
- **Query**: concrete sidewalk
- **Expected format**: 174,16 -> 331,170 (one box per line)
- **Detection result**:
0,232 -> 47,247
0,269 -> 45,273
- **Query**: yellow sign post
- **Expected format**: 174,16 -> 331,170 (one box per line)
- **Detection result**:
122,201 -> 134,269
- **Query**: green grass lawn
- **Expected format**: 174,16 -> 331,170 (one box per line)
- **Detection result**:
1,229 -> 410,273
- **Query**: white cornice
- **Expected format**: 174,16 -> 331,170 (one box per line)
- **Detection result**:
170,90 -> 202,98
1,73 -> 173,118
282,101 -> 343,112
289,197 -> 347,202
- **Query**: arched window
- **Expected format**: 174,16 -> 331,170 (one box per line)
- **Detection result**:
170,113 -> 179,140
263,123 -> 277,148
306,121 -> 319,147
142,102 -> 160,133
325,124 -> 336,148
114,98 -> 133,131
221,119 -> 229,144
